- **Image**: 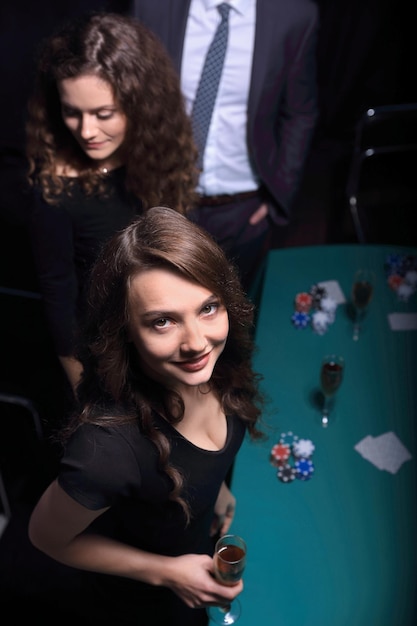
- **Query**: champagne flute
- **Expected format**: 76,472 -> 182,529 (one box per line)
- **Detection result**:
320,354 -> 344,427
351,269 -> 375,341
207,534 -> 246,625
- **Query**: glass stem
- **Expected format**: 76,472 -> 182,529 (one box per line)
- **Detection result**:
353,317 -> 360,341
322,395 -> 330,427
353,308 -> 365,341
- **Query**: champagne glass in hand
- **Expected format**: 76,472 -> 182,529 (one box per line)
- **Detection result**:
320,355 -> 344,427
351,269 -> 375,341
207,534 -> 246,625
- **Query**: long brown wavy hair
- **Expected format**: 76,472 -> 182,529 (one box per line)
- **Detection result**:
63,207 -> 265,522
26,12 -> 198,213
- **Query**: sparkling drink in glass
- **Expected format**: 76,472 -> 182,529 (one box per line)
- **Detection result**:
320,355 -> 344,427
207,534 -> 246,624
351,269 -> 375,340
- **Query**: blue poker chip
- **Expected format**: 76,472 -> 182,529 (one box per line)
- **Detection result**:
277,464 -> 297,483
385,253 -> 404,274
279,431 -> 299,448
385,254 -> 417,277
294,458 -> 314,481
291,311 -> 310,329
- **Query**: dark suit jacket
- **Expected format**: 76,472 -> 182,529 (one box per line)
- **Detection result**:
133,0 -> 319,225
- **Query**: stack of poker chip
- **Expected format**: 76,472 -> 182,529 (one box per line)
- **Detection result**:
291,284 -> 337,334
310,284 -> 328,309
293,438 -> 315,459
270,442 -> 292,466
385,253 -> 417,302
295,292 -> 312,312
276,464 -> 297,483
294,458 -> 314,481
271,432 -> 315,483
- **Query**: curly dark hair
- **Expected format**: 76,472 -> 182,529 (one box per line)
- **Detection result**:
26,12 -> 198,212
62,207 -> 265,522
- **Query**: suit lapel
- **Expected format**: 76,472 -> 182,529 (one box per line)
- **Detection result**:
166,0 -> 192,72
248,0 -> 277,122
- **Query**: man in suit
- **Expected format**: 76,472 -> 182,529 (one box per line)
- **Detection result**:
132,0 -> 319,294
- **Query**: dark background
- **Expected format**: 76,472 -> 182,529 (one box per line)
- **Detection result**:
1,0 -> 414,288
0,0 -> 416,618
1,0 -> 415,276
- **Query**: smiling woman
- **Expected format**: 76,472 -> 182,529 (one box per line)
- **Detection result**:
28,206 -> 266,626
25,12 -> 199,391
127,269 -> 229,390
57,74 -> 128,173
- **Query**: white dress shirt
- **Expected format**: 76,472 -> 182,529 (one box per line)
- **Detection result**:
181,0 -> 259,195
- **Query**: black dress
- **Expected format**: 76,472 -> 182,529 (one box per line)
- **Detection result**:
57,412 -> 247,626
28,169 -> 141,356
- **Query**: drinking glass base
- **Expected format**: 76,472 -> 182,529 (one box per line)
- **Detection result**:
207,599 -> 241,625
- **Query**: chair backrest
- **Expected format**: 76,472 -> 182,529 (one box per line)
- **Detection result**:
346,103 -> 417,245
0,470 -> 11,537
353,103 -> 417,153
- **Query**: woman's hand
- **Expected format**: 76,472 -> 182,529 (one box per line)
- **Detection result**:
59,355 -> 83,395
210,481 -> 236,537
29,480 -> 243,610
249,202 -> 268,225
164,553 -> 243,609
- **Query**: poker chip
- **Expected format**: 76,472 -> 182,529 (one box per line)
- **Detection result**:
279,431 -> 299,448
291,311 -> 310,329
310,284 -> 327,308
387,274 -> 403,291
271,433 -> 316,484
405,269 -> 417,287
277,464 -> 297,483
311,310 -> 330,335
270,443 -> 291,466
397,282 -> 415,302
293,438 -> 315,459
385,254 -> 417,302
295,458 -> 314,481
404,257 -> 417,273
291,282 -> 337,335
294,292 -> 313,313
385,253 -> 404,275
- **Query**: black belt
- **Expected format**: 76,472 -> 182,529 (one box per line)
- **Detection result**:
197,189 -> 260,207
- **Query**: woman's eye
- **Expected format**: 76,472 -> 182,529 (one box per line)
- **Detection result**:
202,303 -> 218,315
61,108 -> 114,120
154,318 -> 170,329
97,111 -> 114,120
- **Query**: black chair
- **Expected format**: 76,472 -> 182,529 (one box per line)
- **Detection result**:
346,103 -> 417,246
0,468 -> 11,538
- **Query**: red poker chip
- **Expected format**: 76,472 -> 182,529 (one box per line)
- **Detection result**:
387,274 -> 403,291
270,443 -> 291,466
294,292 -> 313,313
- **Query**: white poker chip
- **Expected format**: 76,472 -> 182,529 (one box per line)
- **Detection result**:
293,438 -> 315,458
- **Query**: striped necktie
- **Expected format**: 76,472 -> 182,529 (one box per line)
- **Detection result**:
191,3 -> 231,170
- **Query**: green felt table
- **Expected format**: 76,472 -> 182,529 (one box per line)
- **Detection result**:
227,244 -> 417,626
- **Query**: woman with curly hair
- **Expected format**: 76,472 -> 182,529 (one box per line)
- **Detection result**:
26,12 -> 198,391
28,206 -> 265,626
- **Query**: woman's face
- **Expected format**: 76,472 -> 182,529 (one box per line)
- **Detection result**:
127,268 -> 229,391
58,74 -> 127,168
